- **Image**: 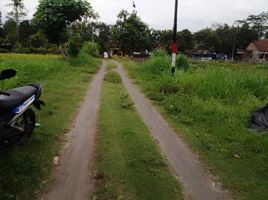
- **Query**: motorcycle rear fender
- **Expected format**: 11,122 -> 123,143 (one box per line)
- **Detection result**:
33,99 -> 46,110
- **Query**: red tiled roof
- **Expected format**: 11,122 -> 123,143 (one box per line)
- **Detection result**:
254,39 -> 268,52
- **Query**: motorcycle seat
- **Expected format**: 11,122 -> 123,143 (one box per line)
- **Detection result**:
0,86 -> 37,112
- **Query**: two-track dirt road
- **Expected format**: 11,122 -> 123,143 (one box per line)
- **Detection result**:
42,61 -> 231,200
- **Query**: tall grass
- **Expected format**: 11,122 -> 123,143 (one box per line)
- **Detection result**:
123,58 -> 268,200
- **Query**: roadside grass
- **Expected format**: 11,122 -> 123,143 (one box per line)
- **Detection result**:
95,72 -> 183,200
122,59 -> 268,200
0,53 -> 100,200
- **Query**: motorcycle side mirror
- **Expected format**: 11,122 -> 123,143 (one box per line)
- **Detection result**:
0,69 -> 17,80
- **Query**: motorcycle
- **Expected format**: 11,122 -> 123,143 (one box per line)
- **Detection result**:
0,69 -> 45,147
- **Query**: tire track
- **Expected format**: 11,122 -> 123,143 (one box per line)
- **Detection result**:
116,62 -> 232,200
41,61 -> 106,200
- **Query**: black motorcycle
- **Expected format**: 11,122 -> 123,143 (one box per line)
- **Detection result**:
0,69 -> 45,147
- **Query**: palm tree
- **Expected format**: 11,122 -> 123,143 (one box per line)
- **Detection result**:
7,0 -> 27,37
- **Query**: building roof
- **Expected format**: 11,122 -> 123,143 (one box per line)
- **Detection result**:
253,39 -> 268,52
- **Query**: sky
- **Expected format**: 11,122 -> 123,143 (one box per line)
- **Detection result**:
0,0 -> 267,32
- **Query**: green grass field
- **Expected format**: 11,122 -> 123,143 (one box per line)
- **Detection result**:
95,70 -> 183,200
0,53 -> 100,200
122,58 -> 268,200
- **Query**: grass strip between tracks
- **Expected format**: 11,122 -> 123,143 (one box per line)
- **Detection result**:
95,70 -> 183,200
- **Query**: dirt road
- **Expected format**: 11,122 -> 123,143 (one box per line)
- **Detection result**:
116,63 -> 232,200
41,62 -> 106,200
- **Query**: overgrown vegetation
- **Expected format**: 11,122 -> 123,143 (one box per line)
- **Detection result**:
95,77 -> 183,200
104,71 -> 121,84
176,54 -> 190,71
0,53 -> 100,199
81,42 -> 100,58
123,58 -> 268,200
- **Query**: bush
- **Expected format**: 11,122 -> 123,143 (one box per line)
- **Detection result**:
68,34 -> 81,57
11,47 -> 60,55
0,48 -> 9,53
153,49 -> 167,57
12,47 -> 31,54
48,47 -> 60,54
157,74 -> 180,94
29,32 -> 48,48
81,42 -> 100,57
176,54 -> 190,71
145,56 -> 170,75
119,93 -> 134,109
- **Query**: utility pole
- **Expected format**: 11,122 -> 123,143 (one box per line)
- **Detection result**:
231,36 -> 236,62
171,0 -> 178,75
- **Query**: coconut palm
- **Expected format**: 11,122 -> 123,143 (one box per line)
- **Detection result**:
7,0 -> 27,37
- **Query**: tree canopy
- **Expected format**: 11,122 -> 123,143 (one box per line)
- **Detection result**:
112,10 -> 150,55
237,12 -> 268,38
32,0 -> 93,44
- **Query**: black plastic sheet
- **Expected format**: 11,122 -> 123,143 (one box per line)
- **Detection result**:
250,104 -> 268,131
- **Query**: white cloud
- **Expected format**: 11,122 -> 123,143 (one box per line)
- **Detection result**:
0,0 -> 267,31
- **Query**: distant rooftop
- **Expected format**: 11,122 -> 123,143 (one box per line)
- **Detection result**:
253,39 -> 268,52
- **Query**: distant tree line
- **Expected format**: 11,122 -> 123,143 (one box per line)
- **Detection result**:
0,0 -> 267,58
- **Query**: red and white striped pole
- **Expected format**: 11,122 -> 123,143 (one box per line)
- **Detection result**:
171,0 -> 178,75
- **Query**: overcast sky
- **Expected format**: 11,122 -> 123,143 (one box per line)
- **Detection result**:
0,0 -> 267,31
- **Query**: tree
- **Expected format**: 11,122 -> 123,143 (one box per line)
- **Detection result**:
7,0 -> 27,37
213,24 -> 235,56
19,20 -> 36,47
237,12 -> 268,38
149,29 -> 172,52
235,24 -> 258,49
32,0 -> 93,44
3,19 -> 17,43
94,22 -> 112,53
0,11 -> 2,27
0,12 -> 5,39
69,11 -> 99,42
177,29 -> 194,52
29,31 -> 47,48
112,10 -> 151,55
193,28 -> 220,51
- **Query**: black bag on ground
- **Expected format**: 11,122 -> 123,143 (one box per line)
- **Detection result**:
250,104 -> 268,131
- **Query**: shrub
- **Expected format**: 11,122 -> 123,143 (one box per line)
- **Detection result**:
48,47 -> 60,54
119,93 -> 134,109
153,49 -> 167,57
176,54 -> 190,71
0,48 -> 9,53
81,42 -> 100,57
145,56 -> 170,75
12,47 -> 31,54
29,32 -> 48,48
104,71 -> 121,83
68,34 -> 81,57
157,74 -> 180,94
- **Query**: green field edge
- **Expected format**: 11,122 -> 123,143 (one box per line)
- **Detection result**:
0,54 -> 101,200
120,58 -> 268,200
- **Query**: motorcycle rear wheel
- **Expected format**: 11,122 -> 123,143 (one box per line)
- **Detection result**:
1,108 -> 36,148
16,108 -> 36,145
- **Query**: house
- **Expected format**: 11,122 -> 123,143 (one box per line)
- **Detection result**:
246,39 -> 268,63
187,49 -> 217,61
